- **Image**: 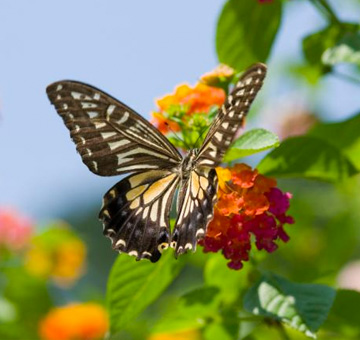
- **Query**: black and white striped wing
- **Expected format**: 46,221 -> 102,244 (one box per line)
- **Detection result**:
46,81 -> 182,176
195,63 -> 267,167
100,170 -> 179,262
171,167 -> 218,256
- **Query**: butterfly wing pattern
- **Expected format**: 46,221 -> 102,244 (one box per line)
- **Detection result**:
46,63 -> 267,263
171,63 -> 267,255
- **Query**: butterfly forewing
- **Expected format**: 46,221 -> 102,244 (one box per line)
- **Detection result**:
196,63 -> 267,167
46,81 -> 182,176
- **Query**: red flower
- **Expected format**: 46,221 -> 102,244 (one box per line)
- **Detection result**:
199,164 -> 294,269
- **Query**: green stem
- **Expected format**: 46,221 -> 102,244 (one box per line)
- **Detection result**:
309,0 -> 341,25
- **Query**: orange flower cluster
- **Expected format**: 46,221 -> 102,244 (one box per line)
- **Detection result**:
152,82 -> 225,134
25,223 -> 86,287
200,164 -> 294,269
39,303 -> 108,340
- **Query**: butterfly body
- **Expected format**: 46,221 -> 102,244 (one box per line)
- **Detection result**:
46,63 -> 267,263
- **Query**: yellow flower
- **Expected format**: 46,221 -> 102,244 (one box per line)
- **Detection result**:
52,239 -> 86,287
39,303 -> 108,340
25,222 -> 86,287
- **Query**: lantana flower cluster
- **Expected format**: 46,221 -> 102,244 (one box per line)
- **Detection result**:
152,64 -> 294,269
152,65 -> 234,150
200,164 -> 294,269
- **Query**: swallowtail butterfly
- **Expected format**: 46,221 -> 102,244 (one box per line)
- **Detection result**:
46,63 -> 267,262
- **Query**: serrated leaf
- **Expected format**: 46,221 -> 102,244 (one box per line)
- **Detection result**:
257,136 -> 358,182
216,0 -> 282,71
223,128 -> 279,162
107,251 -> 183,334
244,274 -> 336,338
309,112 -> 360,170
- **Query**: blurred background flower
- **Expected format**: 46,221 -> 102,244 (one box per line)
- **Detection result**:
0,207 -> 33,255
39,303 -> 108,340
337,260 -> 360,292
25,222 -> 86,288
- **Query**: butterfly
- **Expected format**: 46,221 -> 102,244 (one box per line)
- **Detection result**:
46,63 -> 267,263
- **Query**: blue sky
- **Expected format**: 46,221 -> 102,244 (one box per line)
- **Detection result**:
0,0 -> 359,219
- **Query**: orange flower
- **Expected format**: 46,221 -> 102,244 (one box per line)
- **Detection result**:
231,163 -> 258,188
151,111 -> 181,134
205,210 -> 231,239
157,83 -> 225,114
152,83 -> 225,134
39,303 -> 108,340
216,192 -> 243,216
242,192 -> 270,216
200,64 -> 235,86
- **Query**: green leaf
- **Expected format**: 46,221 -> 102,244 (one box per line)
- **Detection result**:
223,128 -> 279,162
309,112 -> 360,170
257,136 -> 358,182
182,286 -> 220,306
244,274 -> 336,337
203,323 -> 233,340
302,23 -> 358,70
107,251 -> 183,334
322,31 -> 360,66
216,0 -> 282,71
324,289 -> 360,331
204,253 -> 248,304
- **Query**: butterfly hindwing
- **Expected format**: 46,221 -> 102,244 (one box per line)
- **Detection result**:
100,170 -> 179,262
46,81 -> 182,176
196,63 -> 267,167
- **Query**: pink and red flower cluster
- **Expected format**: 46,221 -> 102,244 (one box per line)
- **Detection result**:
200,164 -> 294,269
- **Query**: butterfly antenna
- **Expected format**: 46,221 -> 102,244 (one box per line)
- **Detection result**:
193,125 -> 209,148
164,122 -> 191,150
